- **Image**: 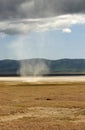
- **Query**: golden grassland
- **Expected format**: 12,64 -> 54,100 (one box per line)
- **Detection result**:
0,81 -> 85,129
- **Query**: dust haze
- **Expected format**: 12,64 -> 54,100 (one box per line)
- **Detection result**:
20,60 -> 49,76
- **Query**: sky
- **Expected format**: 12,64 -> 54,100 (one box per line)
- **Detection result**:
0,0 -> 85,60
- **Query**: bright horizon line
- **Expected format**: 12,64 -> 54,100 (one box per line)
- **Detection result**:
1,58 -> 85,61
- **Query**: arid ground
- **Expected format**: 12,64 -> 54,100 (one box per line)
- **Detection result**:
0,77 -> 85,129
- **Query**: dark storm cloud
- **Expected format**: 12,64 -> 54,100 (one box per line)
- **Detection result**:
0,0 -> 85,20
0,0 -> 85,34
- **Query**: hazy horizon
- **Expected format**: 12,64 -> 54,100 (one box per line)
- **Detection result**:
1,57 -> 85,61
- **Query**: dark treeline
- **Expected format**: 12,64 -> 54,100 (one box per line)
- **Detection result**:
0,59 -> 85,76
0,73 -> 85,77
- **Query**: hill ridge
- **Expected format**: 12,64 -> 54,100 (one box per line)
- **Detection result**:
0,59 -> 85,76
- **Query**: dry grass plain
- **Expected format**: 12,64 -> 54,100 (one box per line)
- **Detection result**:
0,77 -> 85,129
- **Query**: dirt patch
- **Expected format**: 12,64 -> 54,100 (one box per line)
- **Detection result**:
0,107 -> 85,122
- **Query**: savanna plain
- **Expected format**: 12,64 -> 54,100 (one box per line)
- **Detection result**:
0,77 -> 85,130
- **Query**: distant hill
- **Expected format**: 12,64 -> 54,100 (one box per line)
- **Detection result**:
0,59 -> 85,76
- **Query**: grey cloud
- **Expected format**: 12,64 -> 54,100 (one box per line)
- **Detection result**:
0,0 -> 85,34
0,0 -> 85,20
0,14 -> 85,35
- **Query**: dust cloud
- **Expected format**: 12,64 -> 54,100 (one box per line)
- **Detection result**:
20,60 -> 49,76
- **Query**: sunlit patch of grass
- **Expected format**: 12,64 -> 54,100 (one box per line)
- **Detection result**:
0,81 -> 85,129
